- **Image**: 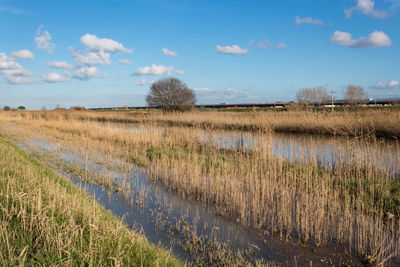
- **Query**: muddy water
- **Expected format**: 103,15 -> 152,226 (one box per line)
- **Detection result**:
22,137 -> 363,266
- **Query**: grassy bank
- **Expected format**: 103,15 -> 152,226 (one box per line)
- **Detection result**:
0,136 -> 181,266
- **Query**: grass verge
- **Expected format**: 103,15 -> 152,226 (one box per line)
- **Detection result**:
0,136 -> 182,266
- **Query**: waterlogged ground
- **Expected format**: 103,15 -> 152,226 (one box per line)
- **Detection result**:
96,122 -> 400,176
19,136 -> 363,266
3,120 -> 399,265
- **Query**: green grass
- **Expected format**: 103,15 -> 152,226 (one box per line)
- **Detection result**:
0,136 -> 182,266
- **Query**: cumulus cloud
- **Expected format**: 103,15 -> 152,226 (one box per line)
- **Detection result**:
175,69 -> 184,75
132,64 -> 174,76
162,48 -> 177,57
0,52 -> 35,84
70,34 -> 132,68
345,0 -> 388,19
254,38 -> 287,49
45,61 -> 73,69
295,16 -> 324,26
371,80 -> 400,89
71,48 -> 111,65
42,72 -> 69,83
35,25 -> 56,54
80,34 -> 132,53
330,30 -> 391,48
10,49 -> 34,60
73,66 -> 109,80
135,78 -> 146,85
117,59 -> 132,64
216,45 -> 249,55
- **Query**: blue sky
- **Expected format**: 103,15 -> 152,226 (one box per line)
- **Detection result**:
0,0 -> 399,109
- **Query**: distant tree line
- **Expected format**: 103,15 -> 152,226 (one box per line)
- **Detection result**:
3,106 -> 26,111
296,85 -> 368,107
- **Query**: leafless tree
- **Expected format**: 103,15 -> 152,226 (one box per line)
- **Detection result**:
315,87 -> 330,106
296,87 -> 329,107
146,78 -> 196,111
344,85 -> 367,106
296,88 -> 316,105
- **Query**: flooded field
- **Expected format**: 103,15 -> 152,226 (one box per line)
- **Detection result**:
1,111 -> 399,266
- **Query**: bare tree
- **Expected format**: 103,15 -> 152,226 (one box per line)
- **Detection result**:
296,88 -> 317,105
3,106 -> 11,111
296,87 -> 329,107
146,78 -> 196,112
344,85 -> 367,106
315,87 -> 330,106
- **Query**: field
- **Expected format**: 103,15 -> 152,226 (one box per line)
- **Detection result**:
1,109 -> 400,266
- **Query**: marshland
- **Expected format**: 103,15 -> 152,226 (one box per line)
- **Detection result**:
1,108 -> 399,266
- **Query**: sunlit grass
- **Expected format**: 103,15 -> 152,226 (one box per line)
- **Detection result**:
1,110 -> 400,265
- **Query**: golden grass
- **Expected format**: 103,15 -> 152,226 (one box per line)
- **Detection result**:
4,108 -> 400,137
1,110 -> 400,265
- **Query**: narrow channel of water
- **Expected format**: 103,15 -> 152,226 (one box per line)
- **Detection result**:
20,137 -> 363,266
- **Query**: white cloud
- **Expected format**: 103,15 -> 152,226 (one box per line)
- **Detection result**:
42,72 -> 69,83
0,52 -> 35,84
254,38 -> 287,49
80,34 -> 132,53
73,66 -> 109,80
162,48 -> 177,57
223,88 -> 249,99
295,16 -> 324,26
193,88 -> 210,93
132,64 -> 174,76
216,45 -> 249,55
117,59 -> 132,64
371,80 -> 400,89
330,30 -> 391,48
45,61 -> 73,69
71,48 -> 111,65
10,49 -> 35,60
175,69 -> 185,75
135,78 -> 146,85
345,0 -> 388,19
35,25 -> 56,54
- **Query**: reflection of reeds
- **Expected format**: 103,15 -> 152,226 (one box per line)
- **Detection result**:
0,137 -> 180,266
1,111 -> 400,265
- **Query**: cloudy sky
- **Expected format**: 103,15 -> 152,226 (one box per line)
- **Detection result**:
0,0 -> 399,109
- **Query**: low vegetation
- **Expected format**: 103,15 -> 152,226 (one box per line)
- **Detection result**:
0,136 -> 181,266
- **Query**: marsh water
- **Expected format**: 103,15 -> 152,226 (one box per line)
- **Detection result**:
14,122 -> 400,266
97,122 -> 400,177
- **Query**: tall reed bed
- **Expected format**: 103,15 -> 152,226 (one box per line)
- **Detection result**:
3,109 -> 400,138
1,111 -> 399,265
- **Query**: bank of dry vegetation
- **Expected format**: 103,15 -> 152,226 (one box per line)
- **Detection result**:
6,109 -> 400,138
1,110 -> 400,265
